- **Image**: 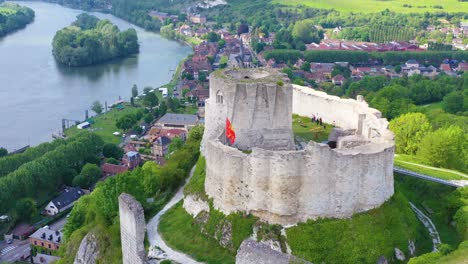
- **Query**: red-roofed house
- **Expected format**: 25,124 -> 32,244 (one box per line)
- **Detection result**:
332,75 -> 346,85
457,62 -> 468,72
440,64 -> 452,73
101,163 -> 129,177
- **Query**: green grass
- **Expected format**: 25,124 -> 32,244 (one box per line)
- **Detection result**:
292,114 -> 333,143
395,174 -> 461,248
286,190 -> 432,264
65,104 -> 140,144
273,0 -> 467,13
395,155 -> 467,181
184,156 -> 207,199
159,202 -> 236,264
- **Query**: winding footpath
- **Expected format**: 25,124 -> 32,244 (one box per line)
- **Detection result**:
409,202 -> 441,252
146,165 -> 203,264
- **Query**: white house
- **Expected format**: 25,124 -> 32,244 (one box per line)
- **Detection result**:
159,87 -> 168,98
44,188 -> 84,216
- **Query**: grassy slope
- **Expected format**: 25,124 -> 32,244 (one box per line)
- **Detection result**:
184,156 -> 207,199
159,201 -> 236,264
395,154 -> 467,181
272,0 -> 468,13
286,190 -> 431,263
65,104 -> 139,144
395,174 -> 461,247
292,114 -> 333,143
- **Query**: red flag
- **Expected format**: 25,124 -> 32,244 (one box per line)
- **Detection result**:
226,118 -> 236,145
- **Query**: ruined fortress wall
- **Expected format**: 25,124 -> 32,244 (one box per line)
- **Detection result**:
203,69 -> 294,151
292,85 -> 393,143
118,193 -> 147,264
205,139 -> 394,225
202,70 -> 395,225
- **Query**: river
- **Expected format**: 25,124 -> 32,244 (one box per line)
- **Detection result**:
0,1 -> 192,151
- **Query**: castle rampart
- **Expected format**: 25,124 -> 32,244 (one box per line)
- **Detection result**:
202,68 -> 395,225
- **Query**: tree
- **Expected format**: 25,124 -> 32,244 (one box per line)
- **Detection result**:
205,32 -> 219,42
116,114 -> 137,131
389,113 -> 432,155
0,147 -> 7,157
15,198 -> 36,220
106,157 -> 119,165
143,93 -> 158,108
442,91 -> 464,114
168,137 -> 184,153
292,20 -> 320,44
73,163 -> 101,189
102,143 -> 124,159
418,126 -> 467,172
131,84 -> 138,97
144,113 -> 153,124
91,101 -> 103,115
300,61 -> 311,72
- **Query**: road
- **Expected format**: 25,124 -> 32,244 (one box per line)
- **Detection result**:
146,165 -> 202,264
394,167 -> 467,187
0,239 -> 30,263
49,216 -> 68,232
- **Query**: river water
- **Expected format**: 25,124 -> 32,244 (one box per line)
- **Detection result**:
0,1 -> 192,151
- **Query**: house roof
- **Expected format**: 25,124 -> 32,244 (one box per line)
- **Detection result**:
155,136 -> 172,146
157,113 -> 199,126
101,163 -> 128,175
30,227 -> 63,244
50,187 -> 84,210
406,59 -> 419,64
126,151 -> 139,158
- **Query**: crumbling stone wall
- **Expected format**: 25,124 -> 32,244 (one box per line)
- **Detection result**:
202,68 -> 395,226
119,193 -> 147,264
236,239 -> 311,264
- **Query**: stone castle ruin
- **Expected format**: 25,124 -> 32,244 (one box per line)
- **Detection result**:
201,68 -> 395,225
118,193 -> 147,264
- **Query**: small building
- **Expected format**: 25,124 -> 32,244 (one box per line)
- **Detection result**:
457,62 -> 468,72
44,187 -> 84,216
189,14 -> 207,24
405,59 -> 419,69
101,163 -> 129,177
152,136 -> 172,157
29,227 -> 62,251
159,87 -> 168,98
124,151 -> 141,170
155,113 -> 199,131
77,122 -> 90,130
10,223 -> 35,240
332,75 -> 346,86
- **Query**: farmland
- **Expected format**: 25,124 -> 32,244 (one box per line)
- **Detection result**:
273,0 -> 468,13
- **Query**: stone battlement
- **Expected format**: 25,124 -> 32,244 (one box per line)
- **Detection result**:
201,68 -> 395,225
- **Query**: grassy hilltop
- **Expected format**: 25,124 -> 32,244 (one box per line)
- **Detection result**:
272,0 -> 467,13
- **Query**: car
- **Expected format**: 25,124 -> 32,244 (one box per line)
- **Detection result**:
7,239 -> 13,244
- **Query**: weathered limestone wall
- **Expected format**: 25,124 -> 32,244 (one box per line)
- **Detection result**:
203,68 -> 294,151
119,193 -> 147,264
183,194 -> 210,217
205,139 -> 394,225
74,232 -> 99,264
202,69 -> 395,225
292,85 -> 393,143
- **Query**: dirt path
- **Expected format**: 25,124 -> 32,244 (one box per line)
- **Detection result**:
146,165 -> 203,264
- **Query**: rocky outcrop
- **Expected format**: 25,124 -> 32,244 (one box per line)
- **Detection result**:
183,194 -> 210,217
74,232 -> 99,264
394,248 -> 406,261
236,239 -> 311,264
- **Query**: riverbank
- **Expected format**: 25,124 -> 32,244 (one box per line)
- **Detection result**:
0,1 -> 192,151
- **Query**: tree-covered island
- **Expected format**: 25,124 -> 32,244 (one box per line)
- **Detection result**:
52,13 -> 139,67
0,3 -> 35,37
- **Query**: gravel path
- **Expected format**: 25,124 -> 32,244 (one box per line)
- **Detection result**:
146,165 -> 203,264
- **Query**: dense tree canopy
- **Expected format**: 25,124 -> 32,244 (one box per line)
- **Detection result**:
52,14 -> 139,67
0,3 -> 34,37
389,113 -> 432,155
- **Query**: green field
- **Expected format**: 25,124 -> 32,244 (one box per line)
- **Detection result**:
65,104 -> 140,144
273,0 -> 467,13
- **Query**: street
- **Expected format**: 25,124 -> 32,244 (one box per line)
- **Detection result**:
0,239 -> 30,262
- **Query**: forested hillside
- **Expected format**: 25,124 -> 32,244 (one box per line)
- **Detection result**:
52,13 -> 139,67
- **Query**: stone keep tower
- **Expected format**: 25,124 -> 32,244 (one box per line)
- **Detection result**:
204,68 -> 294,151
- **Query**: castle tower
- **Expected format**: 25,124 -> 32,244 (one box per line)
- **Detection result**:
203,68 -> 294,151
